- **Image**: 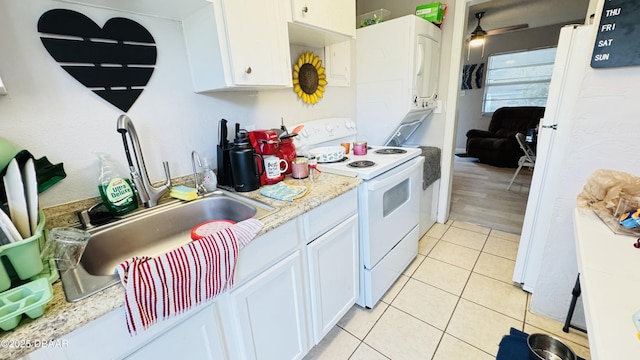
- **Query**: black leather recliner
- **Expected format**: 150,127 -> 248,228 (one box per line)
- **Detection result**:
465,106 -> 545,168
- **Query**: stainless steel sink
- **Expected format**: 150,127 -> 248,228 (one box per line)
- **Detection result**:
60,190 -> 276,302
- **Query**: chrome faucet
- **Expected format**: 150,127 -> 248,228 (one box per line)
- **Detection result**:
191,150 -> 204,194
116,115 -> 171,207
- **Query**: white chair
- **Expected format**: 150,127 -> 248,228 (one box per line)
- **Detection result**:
507,132 -> 536,190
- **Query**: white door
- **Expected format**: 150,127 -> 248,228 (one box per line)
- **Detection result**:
228,251 -> 309,360
514,25 -> 593,291
307,214 -> 359,343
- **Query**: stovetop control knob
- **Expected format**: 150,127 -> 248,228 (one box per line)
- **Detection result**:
325,124 -> 334,133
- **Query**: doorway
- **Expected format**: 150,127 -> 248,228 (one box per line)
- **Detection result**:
447,0 -> 589,234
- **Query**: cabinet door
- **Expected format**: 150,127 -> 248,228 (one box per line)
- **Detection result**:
126,303 -> 228,360
291,0 -> 355,37
291,0 -> 326,29
324,0 -> 355,37
307,214 -> 359,343
325,40 -> 351,87
28,303 -> 226,360
221,0 -> 291,86
228,251 -> 309,360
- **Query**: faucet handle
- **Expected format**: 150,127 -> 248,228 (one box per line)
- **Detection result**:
162,161 -> 171,188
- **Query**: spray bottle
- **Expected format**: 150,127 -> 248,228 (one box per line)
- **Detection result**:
97,153 -> 138,216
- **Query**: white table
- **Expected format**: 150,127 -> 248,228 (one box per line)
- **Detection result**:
573,209 -> 640,359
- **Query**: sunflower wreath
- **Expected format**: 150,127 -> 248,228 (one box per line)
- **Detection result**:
293,51 -> 327,105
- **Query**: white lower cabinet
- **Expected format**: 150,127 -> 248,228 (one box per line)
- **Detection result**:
223,251 -> 309,360
27,302 -> 227,360
307,213 -> 358,343
126,304 -> 227,359
26,190 -> 360,360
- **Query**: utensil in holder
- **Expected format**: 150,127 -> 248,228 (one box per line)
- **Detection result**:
0,211 -> 46,292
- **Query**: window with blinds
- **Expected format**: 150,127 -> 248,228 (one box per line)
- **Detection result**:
483,47 -> 557,113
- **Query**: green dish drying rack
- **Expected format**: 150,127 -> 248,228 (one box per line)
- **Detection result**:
0,211 -> 58,331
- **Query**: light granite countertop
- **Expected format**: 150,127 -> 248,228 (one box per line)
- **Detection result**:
0,172 -> 362,360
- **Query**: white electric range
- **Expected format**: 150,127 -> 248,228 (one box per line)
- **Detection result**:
293,118 -> 423,308
315,146 -> 422,180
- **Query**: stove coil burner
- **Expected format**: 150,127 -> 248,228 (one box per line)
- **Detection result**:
374,148 -> 407,155
348,160 -> 376,168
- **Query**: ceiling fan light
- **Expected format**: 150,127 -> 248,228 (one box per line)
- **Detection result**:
469,33 -> 485,47
468,11 -> 487,48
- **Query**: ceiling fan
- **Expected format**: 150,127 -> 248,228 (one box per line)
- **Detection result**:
468,11 -> 529,46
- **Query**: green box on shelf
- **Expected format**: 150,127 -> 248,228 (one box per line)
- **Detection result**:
416,2 -> 445,24
0,211 -> 46,292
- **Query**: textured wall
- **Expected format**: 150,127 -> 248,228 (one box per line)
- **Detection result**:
531,61 -> 640,323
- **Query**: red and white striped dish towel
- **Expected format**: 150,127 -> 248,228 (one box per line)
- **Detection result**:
115,218 -> 263,335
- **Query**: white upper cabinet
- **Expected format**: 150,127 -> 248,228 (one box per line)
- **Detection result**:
324,40 -> 352,87
291,0 -> 355,37
288,0 -> 355,47
182,0 -> 292,92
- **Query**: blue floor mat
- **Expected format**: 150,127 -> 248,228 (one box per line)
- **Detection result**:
496,328 -> 585,360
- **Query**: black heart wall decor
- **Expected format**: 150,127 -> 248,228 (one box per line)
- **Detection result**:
38,9 -> 157,112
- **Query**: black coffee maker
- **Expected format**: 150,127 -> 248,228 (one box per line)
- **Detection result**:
229,130 -> 264,192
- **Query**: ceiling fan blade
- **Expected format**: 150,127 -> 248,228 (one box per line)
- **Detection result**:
486,24 -> 529,35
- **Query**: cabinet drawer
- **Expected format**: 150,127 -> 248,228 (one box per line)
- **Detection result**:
235,220 -> 298,285
301,189 -> 357,241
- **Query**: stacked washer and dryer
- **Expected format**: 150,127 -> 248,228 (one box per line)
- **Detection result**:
356,15 -> 442,253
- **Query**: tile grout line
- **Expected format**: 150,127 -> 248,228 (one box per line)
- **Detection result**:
426,228 -> 492,359
348,224 -> 519,359
436,230 -> 487,354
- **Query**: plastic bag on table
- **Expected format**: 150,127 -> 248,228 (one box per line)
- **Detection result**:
577,169 -> 640,235
577,169 -> 640,214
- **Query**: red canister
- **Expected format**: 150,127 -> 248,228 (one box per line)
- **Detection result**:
353,141 -> 368,156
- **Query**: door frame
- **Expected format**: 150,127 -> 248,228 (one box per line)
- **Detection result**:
437,0 -> 476,223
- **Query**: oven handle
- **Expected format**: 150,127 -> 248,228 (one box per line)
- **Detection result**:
366,157 -> 422,191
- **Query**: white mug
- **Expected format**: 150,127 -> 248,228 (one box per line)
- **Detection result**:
264,156 -> 288,179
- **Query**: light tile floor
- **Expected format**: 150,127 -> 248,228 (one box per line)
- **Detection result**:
303,221 -> 591,360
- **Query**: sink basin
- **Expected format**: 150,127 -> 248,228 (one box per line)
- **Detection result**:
60,190 -> 276,302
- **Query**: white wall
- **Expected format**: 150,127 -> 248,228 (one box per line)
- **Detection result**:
531,26 -> 640,325
0,0 -> 355,208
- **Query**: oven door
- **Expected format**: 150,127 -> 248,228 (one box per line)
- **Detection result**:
359,156 -> 424,269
